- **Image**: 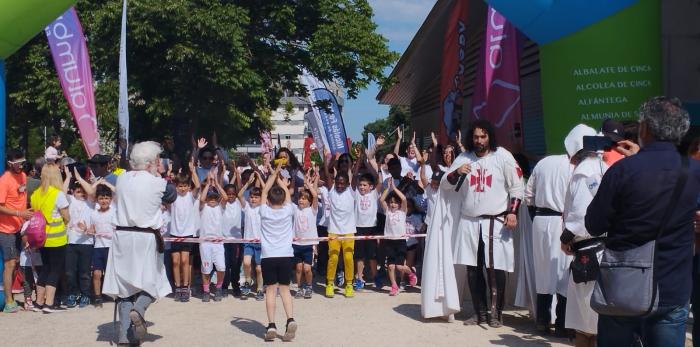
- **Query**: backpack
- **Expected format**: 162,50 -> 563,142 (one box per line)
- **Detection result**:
25,211 -> 47,249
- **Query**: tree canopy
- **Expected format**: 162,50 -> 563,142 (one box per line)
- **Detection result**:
5,0 -> 398,159
361,105 -> 410,145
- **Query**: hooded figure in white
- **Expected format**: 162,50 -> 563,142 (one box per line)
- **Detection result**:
559,125 -> 608,347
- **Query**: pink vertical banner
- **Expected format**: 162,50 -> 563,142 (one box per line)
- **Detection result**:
45,7 -> 100,157
470,6 -> 523,152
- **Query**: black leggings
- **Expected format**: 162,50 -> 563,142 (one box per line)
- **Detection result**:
38,246 -> 67,288
467,234 -> 507,314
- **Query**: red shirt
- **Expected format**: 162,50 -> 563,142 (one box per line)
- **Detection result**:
0,171 -> 27,233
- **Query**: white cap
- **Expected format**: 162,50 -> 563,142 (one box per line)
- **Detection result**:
564,124 -> 597,157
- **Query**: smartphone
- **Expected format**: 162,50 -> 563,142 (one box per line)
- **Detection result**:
583,135 -> 614,152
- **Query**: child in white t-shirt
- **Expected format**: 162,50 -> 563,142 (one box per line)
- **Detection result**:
198,173 -> 228,302
222,183 -> 243,297
323,156 -> 357,298
314,172 -> 331,277
403,198 -> 425,288
379,179 -> 417,296
292,171 -> 319,299
259,165 -> 297,342
169,162 -> 201,302
239,172 -> 264,301
353,149 -> 382,291
44,134 -> 65,163
85,184 -> 116,307
19,221 -> 43,311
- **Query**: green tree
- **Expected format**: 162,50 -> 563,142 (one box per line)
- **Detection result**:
361,105 -> 410,145
5,0 -> 398,160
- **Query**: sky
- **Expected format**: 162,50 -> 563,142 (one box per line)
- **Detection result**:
343,0 -> 435,141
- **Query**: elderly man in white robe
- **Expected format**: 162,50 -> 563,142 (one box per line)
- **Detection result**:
525,150 -> 572,336
103,141 -> 176,346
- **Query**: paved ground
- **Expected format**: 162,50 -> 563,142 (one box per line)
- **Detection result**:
0,286 -> 578,347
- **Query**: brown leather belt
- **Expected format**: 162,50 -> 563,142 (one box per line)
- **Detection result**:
116,226 -> 165,253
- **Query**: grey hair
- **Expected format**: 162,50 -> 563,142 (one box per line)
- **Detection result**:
129,141 -> 162,170
639,96 -> 690,143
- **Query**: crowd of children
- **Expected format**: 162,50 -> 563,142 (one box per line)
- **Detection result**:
9,131 -> 445,340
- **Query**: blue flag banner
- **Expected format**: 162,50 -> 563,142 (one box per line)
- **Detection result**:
313,88 -> 348,155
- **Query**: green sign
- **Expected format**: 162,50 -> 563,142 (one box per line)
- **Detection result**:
539,0 -> 662,153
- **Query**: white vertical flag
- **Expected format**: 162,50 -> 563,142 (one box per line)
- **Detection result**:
117,0 -> 129,151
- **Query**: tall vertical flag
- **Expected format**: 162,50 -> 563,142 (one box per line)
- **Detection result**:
45,8 -> 100,157
438,0 -> 469,144
470,6 -> 523,152
117,0 -> 129,151
299,72 -> 330,154
312,88 -> 348,155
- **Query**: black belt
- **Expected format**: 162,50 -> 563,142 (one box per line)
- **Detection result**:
535,207 -> 563,216
116,226 -> 164,253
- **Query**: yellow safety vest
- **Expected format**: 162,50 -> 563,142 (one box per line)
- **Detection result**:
30,186 -> 66,248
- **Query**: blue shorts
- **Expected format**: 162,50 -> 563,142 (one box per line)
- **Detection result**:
243,243 -> 262,265
292,244 -> 314,265
92,247 -> 109,271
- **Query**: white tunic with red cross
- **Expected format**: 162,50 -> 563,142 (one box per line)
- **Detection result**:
447,147 -> 524,271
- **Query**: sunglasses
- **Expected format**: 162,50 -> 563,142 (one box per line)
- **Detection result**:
7,159 -> 26,165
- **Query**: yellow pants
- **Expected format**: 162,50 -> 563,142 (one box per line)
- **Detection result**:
326,233 -> 354,284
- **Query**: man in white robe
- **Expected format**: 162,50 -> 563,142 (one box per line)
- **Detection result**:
525,153 -> 572,335
423,120 -> 524,327
559,125 -> 608,347
103,141 -> 176,346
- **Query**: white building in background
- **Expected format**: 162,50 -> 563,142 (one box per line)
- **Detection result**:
237,85 -> 345,162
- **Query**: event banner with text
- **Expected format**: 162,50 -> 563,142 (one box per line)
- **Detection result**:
539,0 -> 661,153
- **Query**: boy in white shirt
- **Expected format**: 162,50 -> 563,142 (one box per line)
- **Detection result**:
379,180 -> 418,296
314,171 -> 331,276
85,184 -> 116,307
222,183 -> 243,297
259,165 -> 297,342
353,149 -> 382,291
293,171 -> 319,299
169,162 -> 201,302
198,173 -> 228,302
238,172 -> 264,301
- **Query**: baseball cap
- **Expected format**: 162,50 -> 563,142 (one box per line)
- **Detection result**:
601,119 -> 624,142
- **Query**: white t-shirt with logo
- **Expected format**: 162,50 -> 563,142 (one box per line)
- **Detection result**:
293,205 -> 318,246
91,208 -> 116,248
243,204 -> 261,240
328,187 -> 356,235
67,195 -> 95,245
200,204 -> 224,238
222,200 -> 243,239
355,190 -> 378,227
259,204 -> 295,258
384,209 -> 407,238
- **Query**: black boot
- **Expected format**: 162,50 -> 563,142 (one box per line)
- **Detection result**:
536,294 -> 553,334
464,265 -> 489,325
488,270 -> 507,328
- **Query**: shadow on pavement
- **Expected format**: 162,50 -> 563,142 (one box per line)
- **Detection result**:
230,316 -> 266,339
96,319 -> 161,344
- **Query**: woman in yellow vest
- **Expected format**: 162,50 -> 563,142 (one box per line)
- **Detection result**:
30,164 -> 70,313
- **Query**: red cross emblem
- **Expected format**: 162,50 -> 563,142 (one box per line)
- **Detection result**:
470,168 -> 492,192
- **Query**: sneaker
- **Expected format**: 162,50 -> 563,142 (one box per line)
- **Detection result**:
283,319 -> 298,342
353,278 -> 365,291
335,272 -> 345,287
255,290 -> 264,301
389,285 -> 399,296
303,286 -> 312,299
79,296 -> 90,308
345,284 -> 354,298
32,303 -> 44,312
241,282 -> 251,296
325,283 -> 335,298
399,282 -> 406,291
408,272 -> 418,287
42,304 -> 68,314
181,287 -> 190,302
129,309 -> 148,341
3,301 -> 19,313
23,297 -> 34,311
173,287 -> 182,302
232,287 -> 242,298
264,323 -> 277,341
214,288 -> 223,302
202,291 -> 211,302
294,288 -> 304,299
65,295 -> 78,308
374,275 -> 383,290
94,297 -> 104,308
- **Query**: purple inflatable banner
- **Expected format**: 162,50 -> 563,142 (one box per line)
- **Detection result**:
45,7 -> 100,157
